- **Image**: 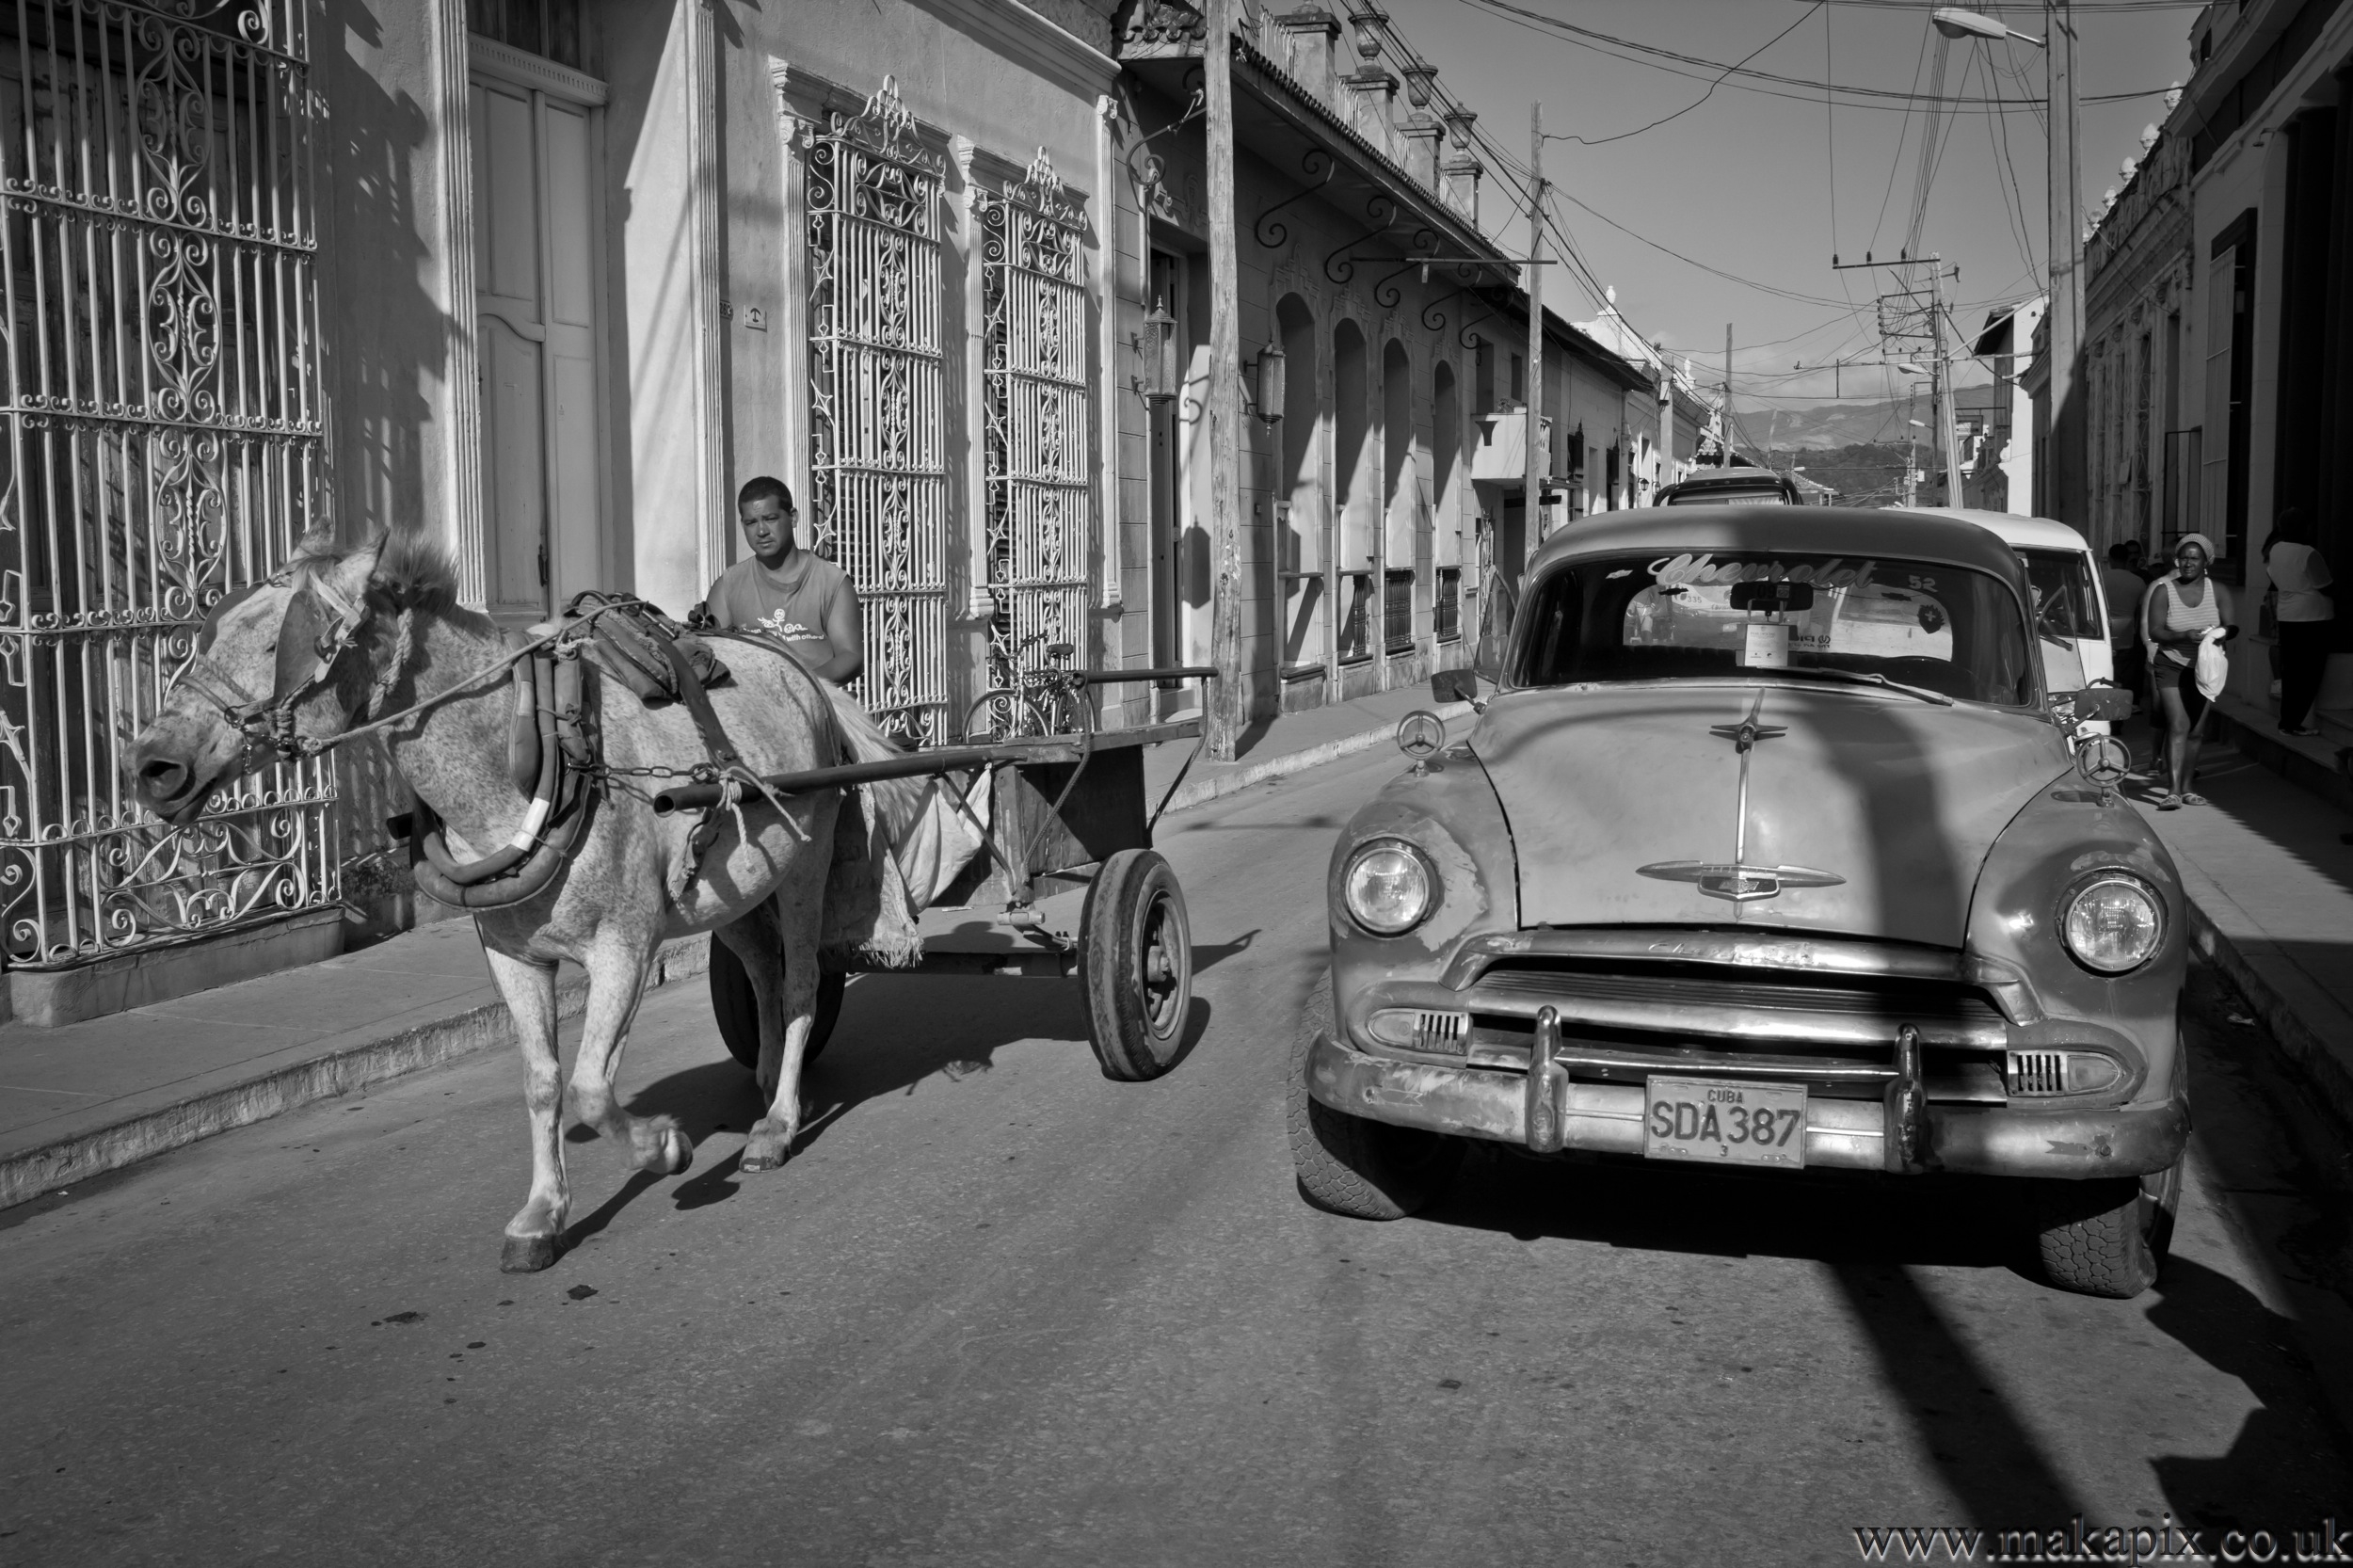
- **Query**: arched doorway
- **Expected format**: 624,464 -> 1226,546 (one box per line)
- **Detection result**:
1433,360 -> 1463,646
1382,338 -> 1416,658
1334,320 -> 1371,663
1275,295 -> 1322,672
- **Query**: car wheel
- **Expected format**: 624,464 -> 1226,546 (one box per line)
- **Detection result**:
2033,1158 -> 2181,1299
1286,973 -> 1465,1220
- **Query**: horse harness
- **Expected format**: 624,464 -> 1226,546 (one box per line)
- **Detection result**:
174,578 -> 839,912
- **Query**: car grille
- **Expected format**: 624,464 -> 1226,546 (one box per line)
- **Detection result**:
1450,958 -> 2009,1102
1467,959 -> 2008,1047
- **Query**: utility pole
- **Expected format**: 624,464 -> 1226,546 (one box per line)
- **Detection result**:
2046,0 -> 2083,526
1524,101 -> 1545,557
1204,0 -> 1243,760
1931,264 -> 1963,506
1722,324 -> 1734,464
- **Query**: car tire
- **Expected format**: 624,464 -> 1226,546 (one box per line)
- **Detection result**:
2033,1158 -> 2181,1299
1286,972 -> 1465,1220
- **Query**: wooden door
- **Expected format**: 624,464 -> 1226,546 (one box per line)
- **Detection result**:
472,80 -> 605,628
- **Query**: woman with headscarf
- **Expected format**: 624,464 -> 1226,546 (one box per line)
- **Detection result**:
2141,533 -> 2236,808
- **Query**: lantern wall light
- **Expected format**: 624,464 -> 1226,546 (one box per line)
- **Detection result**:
1131,296 -> 1179,407
1247,339 -> 1288,426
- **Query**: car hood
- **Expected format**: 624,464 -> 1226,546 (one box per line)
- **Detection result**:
1469,681 -> 2070,947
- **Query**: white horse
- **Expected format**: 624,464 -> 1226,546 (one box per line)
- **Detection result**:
126,532 -> 900,1271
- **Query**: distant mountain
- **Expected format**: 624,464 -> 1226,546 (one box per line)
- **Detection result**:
1735,389 -> 2004,453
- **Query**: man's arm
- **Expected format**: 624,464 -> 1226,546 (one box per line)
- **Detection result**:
814,577 -> 864,684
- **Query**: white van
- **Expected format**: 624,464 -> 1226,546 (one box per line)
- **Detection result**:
1908,508 -> 2120,721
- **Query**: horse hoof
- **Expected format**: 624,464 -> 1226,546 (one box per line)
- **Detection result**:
666,1131 -> 695,1176
501,1233 -> 563,1273
741,1121 -> 793,1172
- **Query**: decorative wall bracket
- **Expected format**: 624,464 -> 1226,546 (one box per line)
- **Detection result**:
1123,86 -> 1205,196
1252,149 -> 1336,250
1321,193 -> 1398,285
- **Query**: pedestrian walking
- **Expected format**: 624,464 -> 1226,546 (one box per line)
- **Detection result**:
2103,541 -> 2147,708
2263,508 -> 2335,737
2143,533 -> 2236,809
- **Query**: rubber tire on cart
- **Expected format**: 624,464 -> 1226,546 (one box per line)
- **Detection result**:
2033,1157 -> 2181,1299
1080,847 -> 1193,1081
709,938 -> 846,1074
1286,972 -> 1465,1219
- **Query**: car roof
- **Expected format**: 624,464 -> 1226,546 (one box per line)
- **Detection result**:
1661,467 -> 1789,488
1531,504 -> 2027,582
1902,506 -> 2094,554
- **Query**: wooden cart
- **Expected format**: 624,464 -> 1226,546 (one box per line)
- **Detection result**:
685,668 -> 1215,1083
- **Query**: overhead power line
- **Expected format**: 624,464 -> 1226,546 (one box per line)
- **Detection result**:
1454,0 -> 2179,112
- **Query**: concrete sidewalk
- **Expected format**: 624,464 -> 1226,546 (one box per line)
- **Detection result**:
2126,723 -> 2353,1136
0,683 -> 1461,1209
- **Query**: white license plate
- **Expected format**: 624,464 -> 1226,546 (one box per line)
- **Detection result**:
1643,1077 -> 1807,1169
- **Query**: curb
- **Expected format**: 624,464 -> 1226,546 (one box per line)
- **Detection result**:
1158,701 -> 1472,815
0,936 -> 712,1212
0,708 -> 1443,1210
2173,860 -> 2353,1147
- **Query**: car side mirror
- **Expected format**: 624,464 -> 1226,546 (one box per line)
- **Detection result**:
1432,667 -> 1483,710
2051,686 -> 2133,726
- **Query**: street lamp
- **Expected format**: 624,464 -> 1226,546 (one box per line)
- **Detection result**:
1933,4 -> 2079,527
1930,8 -> 2045,47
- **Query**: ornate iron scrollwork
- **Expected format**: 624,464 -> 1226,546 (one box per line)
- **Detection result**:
1252,148 -> 1334,250
977,151 -> 1093,716
1123,87 -> 1206,199
806,77 -> 952,745
1322,193 -> 1398,285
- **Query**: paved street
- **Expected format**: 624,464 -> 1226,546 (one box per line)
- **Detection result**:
3,745 -> 2348,1566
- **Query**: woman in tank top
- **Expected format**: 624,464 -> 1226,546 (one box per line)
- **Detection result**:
2140,533 -> 2235,809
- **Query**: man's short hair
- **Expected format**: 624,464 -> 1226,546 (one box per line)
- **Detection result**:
737,475 -> 794,514
2106,542 -> 2135,564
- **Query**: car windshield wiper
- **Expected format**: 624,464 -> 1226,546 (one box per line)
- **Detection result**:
1761,665 -> 1953,706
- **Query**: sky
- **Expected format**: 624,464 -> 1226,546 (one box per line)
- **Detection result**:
1376,0 -> 2202,425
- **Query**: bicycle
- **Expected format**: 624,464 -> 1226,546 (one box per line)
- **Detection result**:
964,632 -> 1094,741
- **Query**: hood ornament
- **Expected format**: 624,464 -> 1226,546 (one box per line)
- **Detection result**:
1637,691 -> 1842,904
1636,859 -> 1846,903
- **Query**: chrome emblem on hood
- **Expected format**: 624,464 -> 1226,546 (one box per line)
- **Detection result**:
1635,690 -> 1844,904
1635,859 -> 1848,903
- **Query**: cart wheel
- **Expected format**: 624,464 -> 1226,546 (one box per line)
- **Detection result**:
1080,848 -> 1193,1080
709,939 -> 846,1073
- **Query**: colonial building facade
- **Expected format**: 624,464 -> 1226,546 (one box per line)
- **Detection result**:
2073,0 -> 2353,719
0,0 -> 1646,1012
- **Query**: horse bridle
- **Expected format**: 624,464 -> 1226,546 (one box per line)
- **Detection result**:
174,571 -> 371,762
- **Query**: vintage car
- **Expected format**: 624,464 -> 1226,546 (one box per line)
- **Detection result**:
1289,506 -> 2183,1298
1655,464 -> 1805,507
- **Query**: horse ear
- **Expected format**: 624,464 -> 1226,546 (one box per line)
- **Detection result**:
321,534 -> 387,607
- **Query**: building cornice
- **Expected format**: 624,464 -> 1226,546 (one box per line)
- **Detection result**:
907,0 -> 1119,97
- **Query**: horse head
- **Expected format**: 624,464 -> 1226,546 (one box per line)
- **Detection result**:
126,535 -> 390,826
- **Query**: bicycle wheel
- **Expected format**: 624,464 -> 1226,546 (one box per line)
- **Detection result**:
964,689 -> 1053,742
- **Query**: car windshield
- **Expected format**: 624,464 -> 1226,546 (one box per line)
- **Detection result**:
1515,549 -> 2038,705
2020,547 -> 2100,691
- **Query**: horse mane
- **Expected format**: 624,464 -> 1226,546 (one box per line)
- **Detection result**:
291,528 -> 463,616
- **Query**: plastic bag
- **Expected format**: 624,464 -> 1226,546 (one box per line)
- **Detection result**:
2194,626 -> 2228,701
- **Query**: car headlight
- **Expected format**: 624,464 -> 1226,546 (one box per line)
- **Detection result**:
2059,872 -> 2165,974
1343,840 -> 1434,936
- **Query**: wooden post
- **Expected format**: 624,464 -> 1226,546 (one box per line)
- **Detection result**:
1205,0 -> 1245,761
1523,101 -> 1544,558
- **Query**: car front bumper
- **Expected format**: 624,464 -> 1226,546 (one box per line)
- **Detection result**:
1304,1031 -> 2189,1178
